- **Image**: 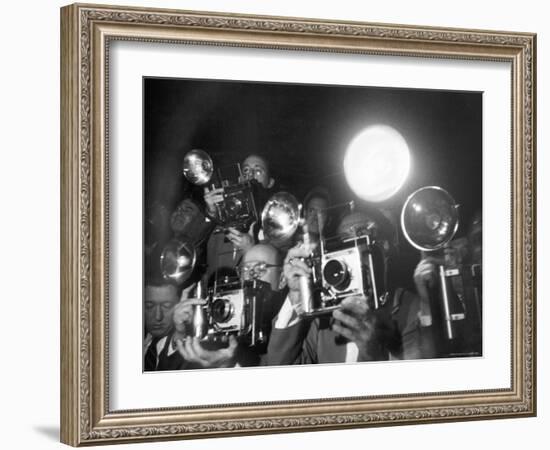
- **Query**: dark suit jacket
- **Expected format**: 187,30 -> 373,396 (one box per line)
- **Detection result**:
145,333 -> 210,371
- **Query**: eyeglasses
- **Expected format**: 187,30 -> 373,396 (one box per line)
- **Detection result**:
236,262 -> 281,280
242,167 -> 265,178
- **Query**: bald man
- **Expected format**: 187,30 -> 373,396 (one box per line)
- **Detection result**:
238,244 -> 286,363
239,243 -> 283,291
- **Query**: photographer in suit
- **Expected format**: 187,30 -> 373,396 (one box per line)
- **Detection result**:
171,293 -> 239,369
264,208 -> 436,366
203,154 -> 280,281
143,279 -> 187,371
238,243 -> 286,364
144,277 -> 239,371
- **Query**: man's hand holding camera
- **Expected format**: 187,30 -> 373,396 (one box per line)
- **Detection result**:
203,186 -> 255,252
332,296 -> 378,361
203,186 -> 224,218
225,227 -> 254,252
172,285 -> 238,369
413,256 -> 442,326
283,244 -> 313,315
414,256 -> 440,296
281,243 -> 381,361
175,335 -> 238,369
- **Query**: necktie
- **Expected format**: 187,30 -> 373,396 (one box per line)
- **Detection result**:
144,337 -> 159,371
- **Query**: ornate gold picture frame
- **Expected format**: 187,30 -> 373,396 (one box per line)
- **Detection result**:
60,3 -> 536,446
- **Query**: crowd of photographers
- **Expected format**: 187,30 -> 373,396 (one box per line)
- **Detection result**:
144,154 -> 449,371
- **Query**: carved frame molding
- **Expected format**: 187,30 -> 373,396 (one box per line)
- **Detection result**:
60,3 -> 536,446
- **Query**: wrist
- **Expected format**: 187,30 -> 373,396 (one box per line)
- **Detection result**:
205,204 -> 217,218
288,289 -> 301,305
288,290 -> 305,313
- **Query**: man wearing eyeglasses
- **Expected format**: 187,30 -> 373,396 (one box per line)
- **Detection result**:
236,243 -> 286,365
238,243 -> 283,291
171,243 -> 285,368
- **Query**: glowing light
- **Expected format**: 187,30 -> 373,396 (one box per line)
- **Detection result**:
343,125 -> 411,202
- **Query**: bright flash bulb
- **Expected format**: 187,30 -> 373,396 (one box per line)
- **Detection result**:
343,125 -> 411,202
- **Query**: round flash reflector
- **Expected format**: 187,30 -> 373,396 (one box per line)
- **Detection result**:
344,125 -> 410,202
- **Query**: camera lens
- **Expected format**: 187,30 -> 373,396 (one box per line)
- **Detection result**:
225,196 -> 242,215
323,259 -> 350,291
211,298 -> 234,323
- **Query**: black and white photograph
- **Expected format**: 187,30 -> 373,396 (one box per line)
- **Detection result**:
53,1 -> 538,446
143,77 -> 483,372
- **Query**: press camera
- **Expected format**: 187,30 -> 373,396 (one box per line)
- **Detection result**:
215,180 -> 258,232
182,277 -> 279,347
182,149 -> 258,232
301,229 -> 387,317
260,195 -> 388,318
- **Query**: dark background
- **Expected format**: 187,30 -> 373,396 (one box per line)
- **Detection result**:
144,77 -> 482,287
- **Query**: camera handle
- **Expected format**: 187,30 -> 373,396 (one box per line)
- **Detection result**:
437,265 -> 468,340
365,234 -> 380,310
191,283 -> 208,339
297,216 -> 317,315
438,265 -> 454,340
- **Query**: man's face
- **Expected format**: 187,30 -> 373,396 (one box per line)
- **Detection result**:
144,285 -> 179,338
170,199 -> 203,238
305,196 -> 328,235
242,155 -> 271,188
240,244 -> 282,291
